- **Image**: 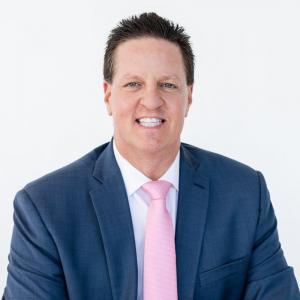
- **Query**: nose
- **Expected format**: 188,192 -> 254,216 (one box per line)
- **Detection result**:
139,86 -> 164,110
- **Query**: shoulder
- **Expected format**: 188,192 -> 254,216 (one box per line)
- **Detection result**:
182,142 -> 257,174
22,142 -> 110,198
181,142 -> 261,188
181,143 -> 268,220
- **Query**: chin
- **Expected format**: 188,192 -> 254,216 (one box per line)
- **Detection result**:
137,141 -> 168,154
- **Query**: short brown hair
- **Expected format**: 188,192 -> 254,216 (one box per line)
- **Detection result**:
103,12 -> 194,85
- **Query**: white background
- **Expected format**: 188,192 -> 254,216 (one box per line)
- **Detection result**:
1,0 -> 299,292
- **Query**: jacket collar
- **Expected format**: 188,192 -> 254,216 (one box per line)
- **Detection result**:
90,138 -> 210,299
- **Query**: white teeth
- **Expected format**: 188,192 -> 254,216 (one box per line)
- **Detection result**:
139,118 -> 163,123
137,118 -> 163,127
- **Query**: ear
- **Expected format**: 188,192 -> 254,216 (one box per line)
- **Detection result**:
185,84 -> 193,117
103,80 -> 112,116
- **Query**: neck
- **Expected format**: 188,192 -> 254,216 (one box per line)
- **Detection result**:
114,139 -> 180,181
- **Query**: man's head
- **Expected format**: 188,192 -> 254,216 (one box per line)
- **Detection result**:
103,12 -> 194,85
103,12 -> 194,159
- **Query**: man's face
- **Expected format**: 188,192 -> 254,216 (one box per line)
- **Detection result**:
103,37 -> 193,157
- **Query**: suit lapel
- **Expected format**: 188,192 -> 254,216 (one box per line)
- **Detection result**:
90,140 -> 138,300
89,139 -> 210,300
175,144 -> 210,299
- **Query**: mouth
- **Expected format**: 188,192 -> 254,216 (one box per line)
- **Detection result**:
135,117 -> 166,128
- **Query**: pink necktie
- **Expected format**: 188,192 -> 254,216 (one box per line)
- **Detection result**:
142,180 -> 178,300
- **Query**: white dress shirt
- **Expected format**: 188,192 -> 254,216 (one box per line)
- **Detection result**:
112,139 -> 180,300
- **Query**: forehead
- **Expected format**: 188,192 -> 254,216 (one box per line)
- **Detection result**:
113,37 -> 186,80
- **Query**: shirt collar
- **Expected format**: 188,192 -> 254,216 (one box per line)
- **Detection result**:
113,139 -> 180,197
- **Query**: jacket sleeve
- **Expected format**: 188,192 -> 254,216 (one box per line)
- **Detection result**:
2,189 -> 69,299
243,171 -> 300,299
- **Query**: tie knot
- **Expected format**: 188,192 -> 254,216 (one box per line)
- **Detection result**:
142,180 -> 172,200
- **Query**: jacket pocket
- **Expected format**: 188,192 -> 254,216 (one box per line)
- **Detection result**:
198,255 -> 249,287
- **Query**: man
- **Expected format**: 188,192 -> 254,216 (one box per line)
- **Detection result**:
2,12 -> 300,300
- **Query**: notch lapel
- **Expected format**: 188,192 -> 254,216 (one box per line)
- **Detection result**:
175,144 -> 210,299
89,140 -> 138,300
89,140 -> 209,300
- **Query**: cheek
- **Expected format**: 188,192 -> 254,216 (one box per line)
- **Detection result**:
169,101 -> 188,120
111,101 -> 136,123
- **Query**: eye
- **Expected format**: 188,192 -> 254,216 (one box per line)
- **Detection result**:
161,82 -> 177,89
125,82 -> 140,88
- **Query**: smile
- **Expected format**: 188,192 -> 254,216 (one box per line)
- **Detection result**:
136,117 -> 166,128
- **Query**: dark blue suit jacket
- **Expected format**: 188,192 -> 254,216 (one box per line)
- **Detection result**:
2,139 -> 300,299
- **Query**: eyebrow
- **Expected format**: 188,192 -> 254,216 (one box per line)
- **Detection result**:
121,74 -> 180,81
